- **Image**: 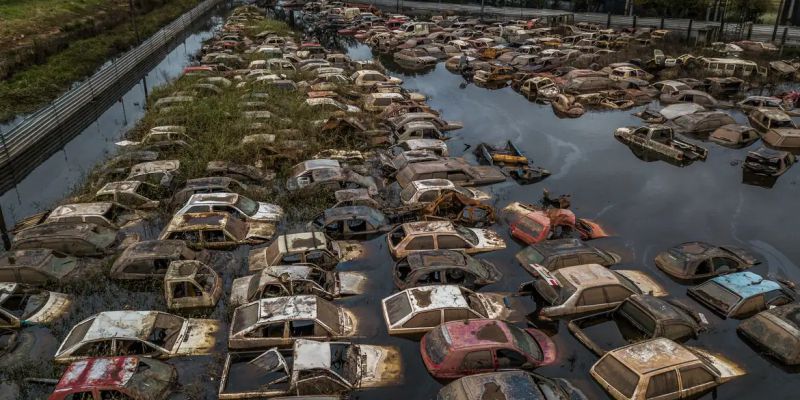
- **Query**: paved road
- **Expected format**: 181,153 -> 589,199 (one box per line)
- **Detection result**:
368,0 -> 800,43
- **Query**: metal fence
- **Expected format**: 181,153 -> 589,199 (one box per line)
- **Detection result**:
0,0 -> 223,192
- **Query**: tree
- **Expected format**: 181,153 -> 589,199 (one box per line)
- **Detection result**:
632,0 -> 711,18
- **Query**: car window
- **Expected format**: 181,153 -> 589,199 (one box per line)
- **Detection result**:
385,293 -> 412,326
419,190 -> 439,203
406,236 -> 434,250
325,221 -> 343,236
64,392 -> 94,400
204,230 -> 228,243
645,370 -> 679,398
577,287 -> 606,306
712,257 -> 737,274
248,322 -> 285,338
281,253 -> 303,264
290,320 -> 317,337
437,235 -> 469,250
594,356 -> 639,398
735,295 -> 764,317
496,348 -> 528,368
679,366 -> 716,389
604,285 -> 633,303
404,310 -> 441,328
460,350 -> 493,370
443,308 -> 471,321
346,218 -> 368,232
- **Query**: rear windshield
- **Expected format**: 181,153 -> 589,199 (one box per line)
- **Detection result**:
535,272 -> 577,305
517,218 -> 545,238
509,325 -> 543,361
618,301 -> 657,337
692,281 -> 741,313
425,327 -> 450,364
385,292 -> 412,326
516,247 -> 546,265
233,303 -> 259,334
594,355 -> 639,398
315,298 -> 342,334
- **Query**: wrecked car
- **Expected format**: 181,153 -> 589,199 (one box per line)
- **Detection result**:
660,90 -> 718,107
736,95 -> 789,112
521,263 -> 667,320
218,339 -> 402,398
0,283 -> 71,328
743,147 -> 796,177
94,181 -> 168,210
169,176 -> 253,210
15,202 -> 140,232
54,310 -> 219,363
654,241 -> 758,282
421,319 -> 555,379
391,138 -> 449,157
387,221 -> 506,259
159,212 -> 275,249
709,124 -> 760,148
614,125 -> 708,163
175,193 -> 283,223
248,232 -> 363,272
421,192 -> 496,228
48,356 -> 177,400
0,249 -> 88,285
164,260 -> 221,311
229,295 -> 355,349
520,77 -> 560,99
126,160 -> 180,188
110,240 -> 211,280
387,112 -> 463,132
399,179 -> 490,206
504,202 -> 608,245
393,249 -> 501,290
206,160 -> 275,184
515,238 -> 621,274
590,338 -> 744,400
285,159 -> 377,194
737,303 -> 800,365
12,222 -> 122,258
382,285 -> 533,336
395,159 -> 506,188
687,271 -> 796,319
436,370 -> 587,400
748,108 -> 800,149
392,120 -> 447,143
474,141 -> 550,184
308,206 -> 391,239
230,264 -> 366,306
568,294 -> 703,356
669,111 -> 736,135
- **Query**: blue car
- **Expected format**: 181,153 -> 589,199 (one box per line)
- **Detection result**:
688,271 -> 796,319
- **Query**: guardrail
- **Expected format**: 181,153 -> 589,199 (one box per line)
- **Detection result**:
0,0 -> 224,192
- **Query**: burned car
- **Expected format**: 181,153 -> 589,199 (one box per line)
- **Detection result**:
0,249 -> 88,285
230,264 -> 366,306
590,338 -> 744,400
381,285 -> 533,337
387,221 -> 506,259
614,125 -> 708,164
436,370 -> 587,400
568,294 -> 703,356
654,241 -> 758,282
743,147 -> 796,177
709,124 -> 760,148
229,295 -> 356,349
175,193 -> 283,223
421,319 -> 555,379
515,239 -> 621,274
248,232 -> 364,272
0,283 -> 71,328
170,177 -> 253,209
522,263 -> 667,320
669,111 -> 736,135
159,212 -> 275,249
12,222 -> 122,258
110,240 -> 211,280
54,311 -> 219,363
737,303 -> 800,365
164,260 -> 222,311
395,158 -> 506,188
393,249 -> 501,290
218,339 -> 402,398
308,206 -> 391,240
48,356 -> 177,400
399,179 -> 490,206
93,181 -> 167,210
687,271 -> 796,319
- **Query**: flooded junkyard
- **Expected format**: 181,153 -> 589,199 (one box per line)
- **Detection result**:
4,1 -> 800,399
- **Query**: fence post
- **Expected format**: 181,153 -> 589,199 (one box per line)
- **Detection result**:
607,13 -> 611,28
686,19 -> 693,42
632,15 -> 637,29
660,18 -> 664,29
747,23 -> 753,40
0,205 -> 10,251
781,27 -> 789,55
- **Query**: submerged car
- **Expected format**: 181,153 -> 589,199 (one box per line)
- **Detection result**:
0,249 -> 88,285
11,222 -> 122,258
386,221 -> 506,259
159,212 -> 275,249
393,249 -> 501,290
709,124 -> 760,148
110,240 -> 212,280
743,147 -> 796,176
0,283 -> 71,328
218,339 -> 402,398
654,241 -> 758,281
175,193 -> 283,223
748,108 -> 800,149
436,370 -> 587,400
248,232 -> 364,272
228,295 -> 355,349
590,338 -> 744,400
48,356 -> 177,400
515,239 -> 621,274
687,271 -> 796,319
399,179 -> 490,206
421,319 -> 556,379
308,206 -> 391,239
568,294 -> 703,356
523,263 -> 667,320
737,303 -> 800,365
504,202 -> 608,245
164,260 -> 222,311
229,264 -> 366,306
54,311 -> 219,363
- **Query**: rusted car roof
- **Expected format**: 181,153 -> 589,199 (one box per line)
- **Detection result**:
558,264 -> 621,288
48,202 -> 116,219
96,181 -> 143,194
253,295 -> 326,324
54,357 -> 139,393
442,319 -> 514,350
403,285 -> 470,312
610,337 -> 698,373
403,220 -> 455,234
81,311 -> 175,341
276,232 -> 328,252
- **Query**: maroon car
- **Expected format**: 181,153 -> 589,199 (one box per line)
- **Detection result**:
420,319 -> 556,379
48,356 -> 176,400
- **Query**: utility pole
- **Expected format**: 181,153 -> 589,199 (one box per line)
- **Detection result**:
774,0 -> 786,41
481,0 -> 485,19
129,0 -> 141,44
0,205 -> 10,251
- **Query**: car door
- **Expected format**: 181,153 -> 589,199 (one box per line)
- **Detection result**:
574,287 -> 609,315
678,365 -> 719,397
402,310 -> 443,333
458,350 -> 495,375
496,348 -> 531,370
644,369 -> 681,400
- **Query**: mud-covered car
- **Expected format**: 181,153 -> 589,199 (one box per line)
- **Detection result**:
175,193 -> 283,223
399,179 -> 490,206
170,177 -> 253,209
387,221 -> 506,259
48,356 -> 177,400
110,240 -> 212,280
308,206 -> 392,239
285,159 -> 377,193
395,159 -> 506,188
709,124 -> 760,148
669,111 -> 736,135
0,249 -> 89,285
126,160 -> 181,188
382,285 -> 534,336
654,241 -> 758,281
229,295 -> 355,349
0,283 -> 71,328
93,181 -> 168,210
421,192 -> 496,228
164,260 -> 221,311
504,202 -> 608,245
568,294 -> 703,356
687,271 -> 796,319
613,125 -> 708,164
248,232 -> 364,272
206,160 -> 275,184
54,311 -> 219,363
590,338 -> 744,400
230,264 -> 366,306
748,108 -> 800,149
743,147 -> 796,177
737,303 -> 800,365
436,370 -> 587,400
515,239 -> 621,274
421,319 -> 555,379
218,339 -> 402,398
522,263 -> 667,320
14,202 -> 140,232
159,212 -> 275,249
393,249 -> 501,290
11,222 -> 123,258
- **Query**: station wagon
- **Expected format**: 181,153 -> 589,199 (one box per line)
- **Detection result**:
0,283 -> 71,328
399,179 -> 490,206
687,271 -> 796,319
748,108 -> 800,149
159,212 -> 275,249
738,303 -> 800,365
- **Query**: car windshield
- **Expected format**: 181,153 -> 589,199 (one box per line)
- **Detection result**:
593,355 -> 639,399
233,302 -> 260,334
466,293 -> 488,317
385,292 -> 412,326
454,226 -> 478,245
613,272 -> 642,294
400,185 -> 416,202
316,297 -> 342,334
618,301 -> 657,336
235,196 -> 259,216
535,272 -> 577,305
329,343 -> 359,384
508,325 -> 543,360
517,217 -> 545,238
425,326 -> 450,364
516,247 -> 546,265
662,249 -> 689,272
693,281 -> 741,313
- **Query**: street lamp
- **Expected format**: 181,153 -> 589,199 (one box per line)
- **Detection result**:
129,0 -> 141,44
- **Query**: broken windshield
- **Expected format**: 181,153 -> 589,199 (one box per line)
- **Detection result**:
693,282 -> 741,314
235,196 -> 259,216
454,226 -> 478,245
329,343 -> 359,385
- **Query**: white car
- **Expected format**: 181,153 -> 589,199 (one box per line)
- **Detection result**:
175,193 -> 283,222
399,179 -> 491,205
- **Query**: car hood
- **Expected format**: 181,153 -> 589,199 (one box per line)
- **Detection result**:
331,240 -> 365,262
616,270 -> 668,297
719,246 -> 759,265
25,292 -> 71,325
357,344 -> 404,388
230,275 -> 255,306
174,319 -> 220,356
246,221 -> 277,241
468,228 -> 507,251
336,271 -> 368,296
477,292 -> 535,323
465,187 -> 492,201
253,203 -> 284,222
689,347 -> 746,382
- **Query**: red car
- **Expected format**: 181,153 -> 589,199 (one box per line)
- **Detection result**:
420,319 -> 556,379
49,356 -> 176,400
505,202 -> 608,245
